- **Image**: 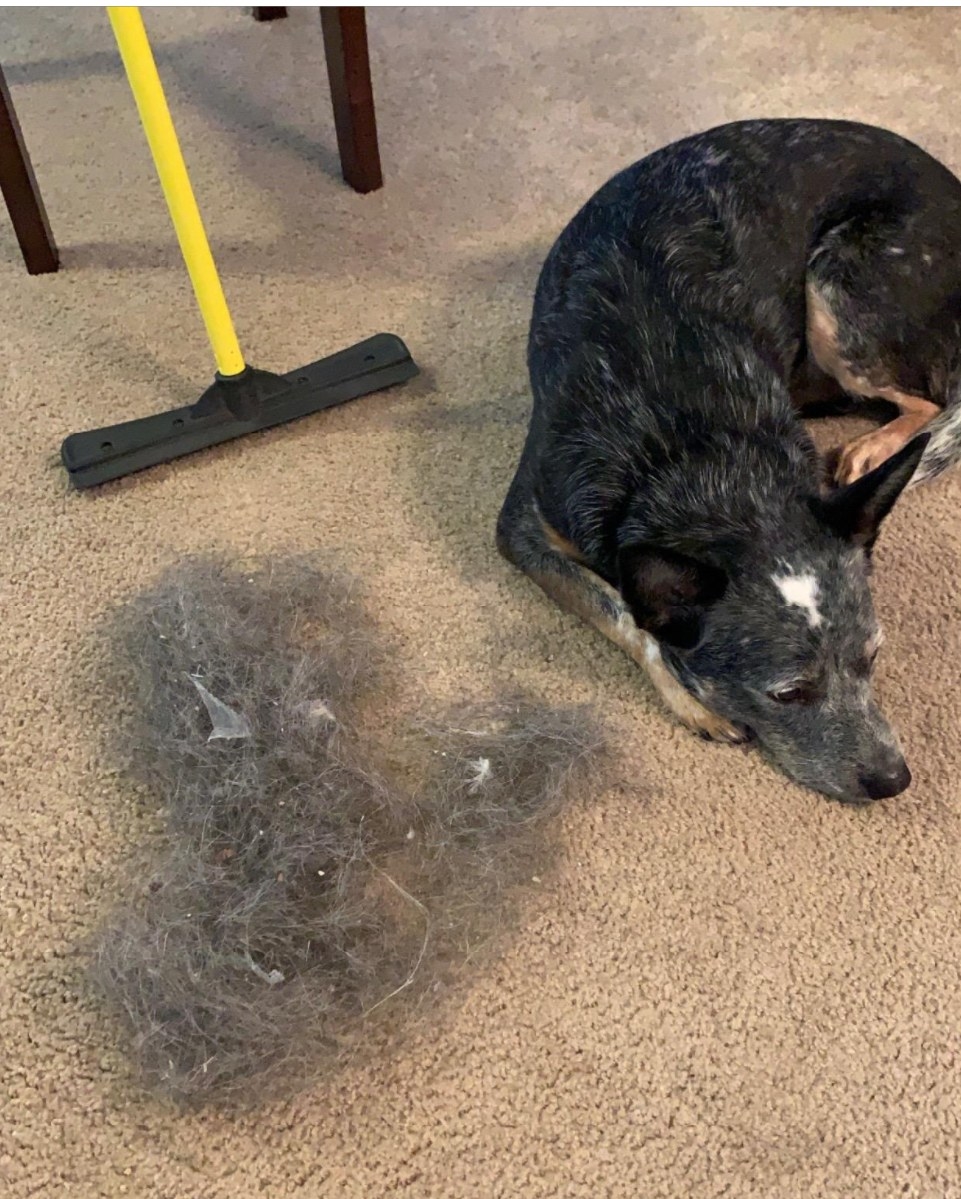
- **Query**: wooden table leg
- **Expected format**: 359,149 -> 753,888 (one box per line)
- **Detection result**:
320,7 -> 383,194
0,63 -> 58,274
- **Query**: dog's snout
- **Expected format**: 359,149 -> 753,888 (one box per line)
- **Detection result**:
857,759 -> 912,801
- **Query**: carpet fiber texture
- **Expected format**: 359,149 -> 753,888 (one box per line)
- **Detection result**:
3,7 -> 961,1197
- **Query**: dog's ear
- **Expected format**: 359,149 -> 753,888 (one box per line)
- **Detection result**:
617,543 -> 728,649
816,432 -> 929,551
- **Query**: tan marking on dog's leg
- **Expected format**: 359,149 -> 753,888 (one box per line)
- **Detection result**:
805,281 -> 846,380
537,510 -> 588,563
834,400 -> 940,483
526,560 -> 747,743
805,281 -> 942,483
806,283 -> 907,400
637,634 -> 748,743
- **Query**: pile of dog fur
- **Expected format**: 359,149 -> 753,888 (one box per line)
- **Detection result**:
87,554 -> 605,1108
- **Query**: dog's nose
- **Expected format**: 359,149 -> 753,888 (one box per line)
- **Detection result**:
858,760 -> 912,800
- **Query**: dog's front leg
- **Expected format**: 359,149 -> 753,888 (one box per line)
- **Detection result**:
499,513 -> 745,742
533,560 -> 744,741
634,633 -> 750,743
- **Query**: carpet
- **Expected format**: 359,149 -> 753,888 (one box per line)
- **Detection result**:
3,6 -> 961,1196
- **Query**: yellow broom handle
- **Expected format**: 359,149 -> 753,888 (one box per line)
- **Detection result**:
107,6 -> 246,377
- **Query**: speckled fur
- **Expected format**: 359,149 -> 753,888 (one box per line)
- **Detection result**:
498,118 -> 960,802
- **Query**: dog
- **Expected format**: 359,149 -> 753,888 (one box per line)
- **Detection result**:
497,118 -> 961,803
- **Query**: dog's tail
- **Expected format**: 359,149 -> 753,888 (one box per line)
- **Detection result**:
909,403 -> 961,488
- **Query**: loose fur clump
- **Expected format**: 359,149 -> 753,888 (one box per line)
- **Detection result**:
410,702 -> 602,932
87,555 -> 605,1107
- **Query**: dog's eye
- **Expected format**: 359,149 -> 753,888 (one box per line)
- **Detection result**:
767,682 -> 817,704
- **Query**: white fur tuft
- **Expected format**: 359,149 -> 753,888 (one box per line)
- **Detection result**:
772,570 -> 823,629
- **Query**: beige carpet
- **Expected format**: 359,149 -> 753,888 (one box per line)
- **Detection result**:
4,6 -> 961,1196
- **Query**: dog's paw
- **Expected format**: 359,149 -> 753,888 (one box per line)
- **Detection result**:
670,689 -> 751,744
688,710 -> 752,744
834,443 -> 880,485
834,427 -> 907,485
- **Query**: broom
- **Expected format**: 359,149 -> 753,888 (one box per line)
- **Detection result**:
60,6 -> 418,490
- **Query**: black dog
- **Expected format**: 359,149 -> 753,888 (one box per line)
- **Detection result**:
497,118 -> 961,802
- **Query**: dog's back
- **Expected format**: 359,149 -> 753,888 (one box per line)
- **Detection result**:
526,118 -> 961,556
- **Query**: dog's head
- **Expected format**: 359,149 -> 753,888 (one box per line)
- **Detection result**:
617,437 -> 926,803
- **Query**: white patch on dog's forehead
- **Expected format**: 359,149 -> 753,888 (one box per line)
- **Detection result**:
772,570 -> 823,629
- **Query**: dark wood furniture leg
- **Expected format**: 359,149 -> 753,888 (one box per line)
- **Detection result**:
252,7 -> 288,20
0,63 -> 58,274
319,7 -> 383,194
